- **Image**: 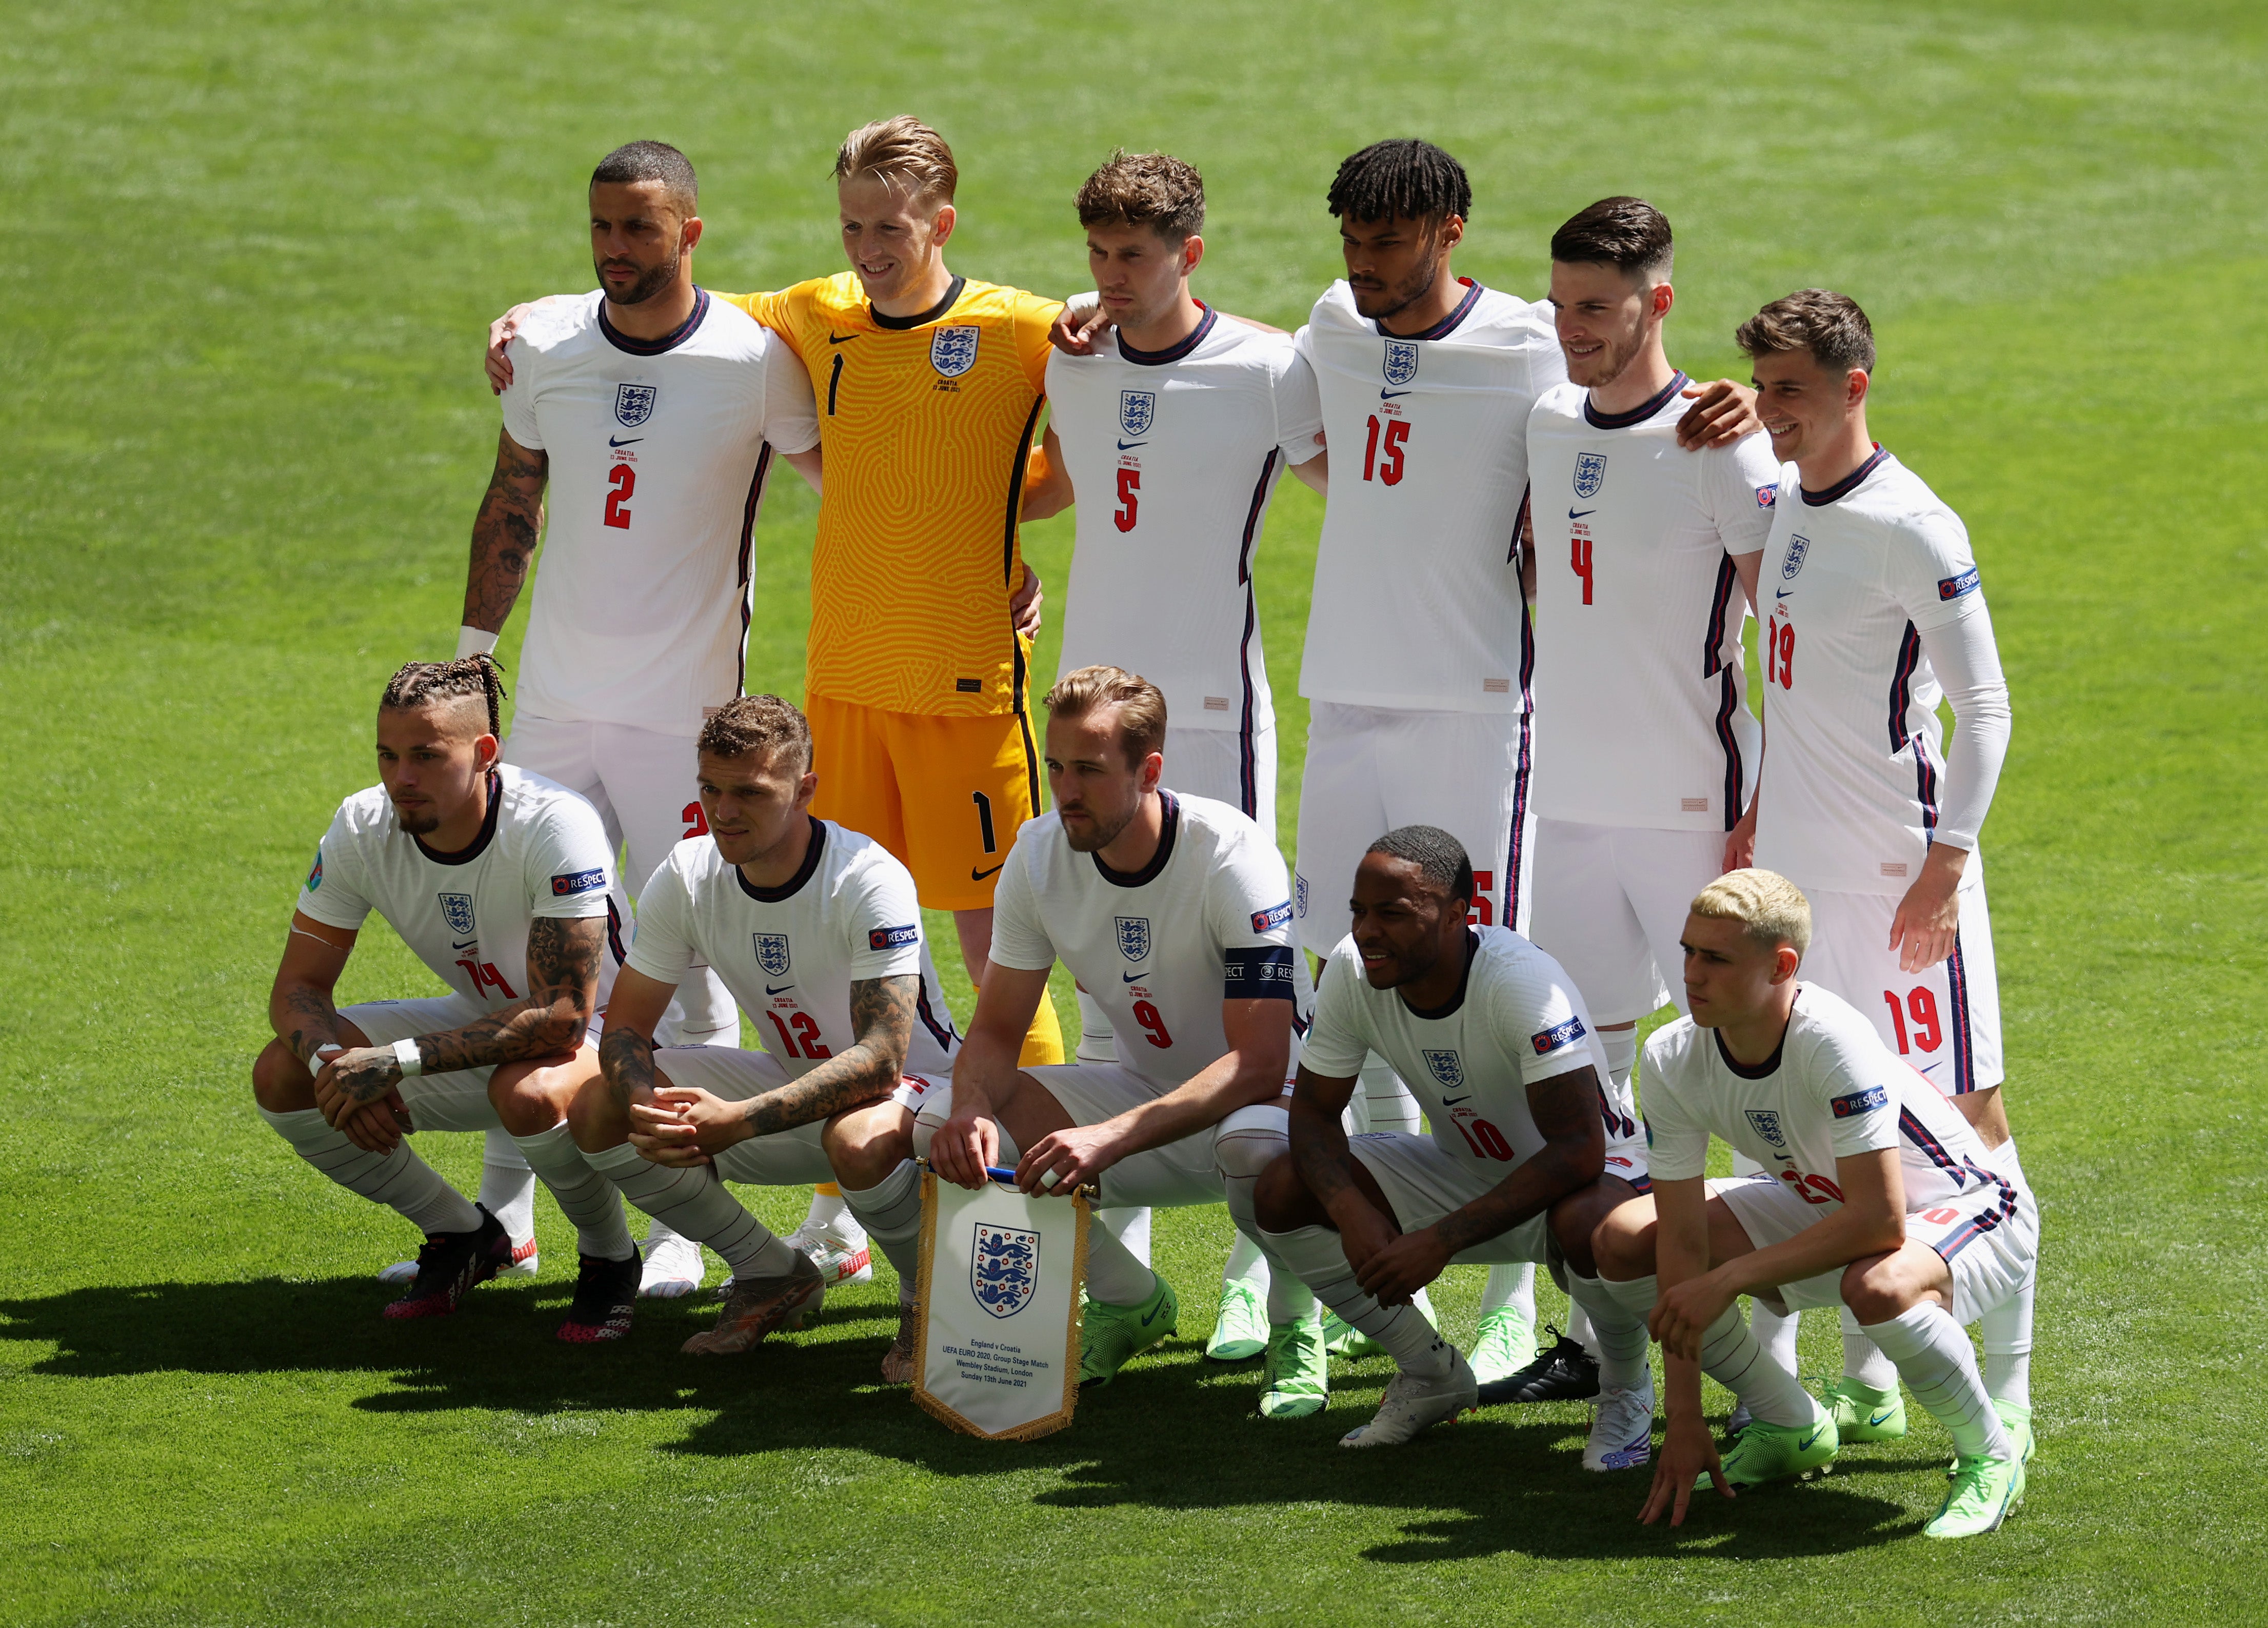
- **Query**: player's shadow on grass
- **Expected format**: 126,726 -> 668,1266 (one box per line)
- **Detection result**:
1,1279 -> 1916,1558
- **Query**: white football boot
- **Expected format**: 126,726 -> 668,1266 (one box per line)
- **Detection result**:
1339,1347 -> 1478,1448
1582,1376 -> 1658,1471
638,1225 -> 707,1299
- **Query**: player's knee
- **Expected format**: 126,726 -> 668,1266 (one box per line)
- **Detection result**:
488,1063 -> 566,1138
1250,1153 -> 1305,1233
1839,1254 -> 1916,1325
563,1075 -> 622,1152
1213,1105 -> 1288,1183
909,1091 -> 952,1162
1548,1190 -> 1604,1278
251,1040 -> 314,1113
824,1105 -> 913,1187
1590,1200 -> 1656,1281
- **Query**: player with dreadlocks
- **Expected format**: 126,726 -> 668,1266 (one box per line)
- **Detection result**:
252,657 -> 650,1338
1283,142 -> 1760,1396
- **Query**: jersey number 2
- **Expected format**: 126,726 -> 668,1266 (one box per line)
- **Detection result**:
604,464 -> 635,530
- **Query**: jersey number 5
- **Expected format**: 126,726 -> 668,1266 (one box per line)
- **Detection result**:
605,464 -> 635,530
1115,468 -> 1140,532
1362,415 -> 1408,485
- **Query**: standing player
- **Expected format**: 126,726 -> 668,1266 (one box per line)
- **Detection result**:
1249,827 -> 1656,1458
921,667 -> 1329,1413
1518,196 -> 1783,1397
1020,149 -> 1325,1361
562,696 -> 959,1374
1728,291 -> 2031,1445
1592,870 -> 2035,1537
250,658 -> 644,1334
463,140 -> 823,1299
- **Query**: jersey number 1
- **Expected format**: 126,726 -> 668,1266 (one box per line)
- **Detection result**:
605,464 -> 634,529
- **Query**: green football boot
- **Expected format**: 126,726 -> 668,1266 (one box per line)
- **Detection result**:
1823,1376 -> 1908,1442
1257,1317 -> 1330,1419
1204,1279 -> 1270,1362
1079,1274 -> 1178,1387
1468,1303 -> 1539,1386
1323,1285 -> 1438,1359
1925,1453 -> 2026,1538
1702,1406 -> 1839,1488
1949,1400 -> 2036,1477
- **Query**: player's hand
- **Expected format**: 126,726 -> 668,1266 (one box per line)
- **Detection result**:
1675,380 -> 1761,449
1010,565 -> 1044,640
1048,300 -> 1113,356
312,1046 -> 405,1122
1889,845 -> 1965,973
930,1107 -> 1001,1190
1641,1413 -> 1733,1526
633,1085 -> 750,1159
1648,1270 -> 1737,1361
1352,1225 -> 1452,1304
1722,807 -> 1758,873
1013,1121 -> 1121,1197
332,1091 -> 413,1153
1331,1204 -> 1407,1301
485,303 -> 539,394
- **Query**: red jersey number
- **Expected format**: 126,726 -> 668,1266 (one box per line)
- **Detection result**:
1115,468 -> 1140,532
764,1009 -> 831,1061
604,464 -> 635,530
1362,415 -> 1408,485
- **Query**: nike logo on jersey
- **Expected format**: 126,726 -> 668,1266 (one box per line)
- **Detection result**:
1116,439 -> 1146,451
608,435 -> 642,448
1121,970 -> 1147,983
1775,588 -> 1794,600
1568,508 -> 1596,520
828,331 -> 859,344
765,983 -> 794,996
1380,389 -> 1411,400
971,863 -> 1005,881
1439,1095 -> 1471,1107
452,939 -> 478,951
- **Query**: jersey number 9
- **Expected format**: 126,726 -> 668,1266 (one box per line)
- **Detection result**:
1131,999 -> 1173,1049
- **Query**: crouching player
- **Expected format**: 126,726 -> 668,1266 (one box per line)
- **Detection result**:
922,667 -> 1321,1402
1597,869 -> 2036,1538
253,658 -> 642,1332
572,696 -> 961,1374
1252,826 -> 1657,1456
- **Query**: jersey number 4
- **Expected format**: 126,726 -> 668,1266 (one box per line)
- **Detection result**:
1362,416 -> 1408,485
605,464 -> 635,529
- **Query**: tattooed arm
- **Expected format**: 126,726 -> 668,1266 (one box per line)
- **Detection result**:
269,912 -> 358,1064
627,974 -> 918,1166
461,428 -> 549,635
315,916 -> 603,1113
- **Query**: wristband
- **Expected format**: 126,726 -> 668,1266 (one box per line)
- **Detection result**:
310,1043 -> 343,1079
454,625 -> 500,661
392,1038 -> 424,1077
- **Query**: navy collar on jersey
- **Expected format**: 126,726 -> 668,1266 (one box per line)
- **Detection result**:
1379,277 -> 1483,342
1584,369 -> 1692,431
1401,928 -> 1481,1022
736,816 -> 827,903
1118,302 -> 1217,366
412,770 -> 502,866
599,287 -> 710,356
1093,790 -> 1180,888
1714,1021 -> 1790,1080
872,275 -> 967,331
1800,443 -> 1889,507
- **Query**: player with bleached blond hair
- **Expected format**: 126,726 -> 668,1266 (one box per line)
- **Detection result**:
1589,869 -> 2036,1538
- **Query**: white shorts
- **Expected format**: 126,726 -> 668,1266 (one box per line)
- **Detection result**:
910,1064 -> 1284,1211
1161,719 -> 1278,845
1528,819 -> 1726,1025
1801,857 -> 2002,1095
1712,1168 -> 2037,1326
1347,1129 -> 1652,1265
339,995 -> 596,1135
1294,701 -> 1533,957
651,1045 -> 941,1186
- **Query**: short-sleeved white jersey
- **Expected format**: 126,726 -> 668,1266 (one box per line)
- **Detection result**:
1303,925 -> 1641,1176
1296,279 -> 1567,714
1753,449 -> 1996,895
989,792 -> 1309,1090
627,817 -> 958,1077
295,765 -> 627,1013
1643,983 -> 2010,1217
498,290 -> 822,736
1526,374 -> 1781,830
1048,308 -> 1322,738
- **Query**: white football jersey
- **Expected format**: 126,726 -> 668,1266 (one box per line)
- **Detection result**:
989,792 -> 1310,1090
1302,925 -> 1641,1179
627,817 -> 958,1077
1295,279 -> 1567,713
499,289 -> 822,735
1526,373 -> 1780,829
1753,449 -> 1995,895
295,765 -> 627,1012
1048,307 -> 1323,741
1644,983 -> 2008,1215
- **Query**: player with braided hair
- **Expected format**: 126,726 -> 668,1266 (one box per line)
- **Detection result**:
252,661 -> 651,1339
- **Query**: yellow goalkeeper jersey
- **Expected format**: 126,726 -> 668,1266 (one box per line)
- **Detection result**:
725,274 -> 1060,718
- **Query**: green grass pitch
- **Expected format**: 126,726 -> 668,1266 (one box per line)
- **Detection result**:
4,1 -> 2265,1621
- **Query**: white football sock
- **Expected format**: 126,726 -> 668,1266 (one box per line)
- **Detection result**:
1566,1269 -> 1649,1391
1598,1024 -> 1639,1094
840,1160 -> 922,1282
511,1124 -> 635,1262
586,1141 -> 796,1282
1223,1229 -> 1269,1292
1075,988 -> 1119,1064
1600,1274 -> 1813,1427
801,1183 -> 852,1234
1093,1206 -> 1151,1267
479,1127 -> 536,1245
1567,1301 -> 1596,1353
1860,1303 -> 2012,1460
1084,1219 -> 1158,1306
261,1107 -> 480,1236
1261,1223 -> 1450,1378
1838,1303 -> 1900,1390
1480,1262 -> 1535,1322
1752,1299 -> 1802,1375
1980,1138 -> 2035,1410
1264,1255 -> 1316,1324
1358,1057 -> 1422,1134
